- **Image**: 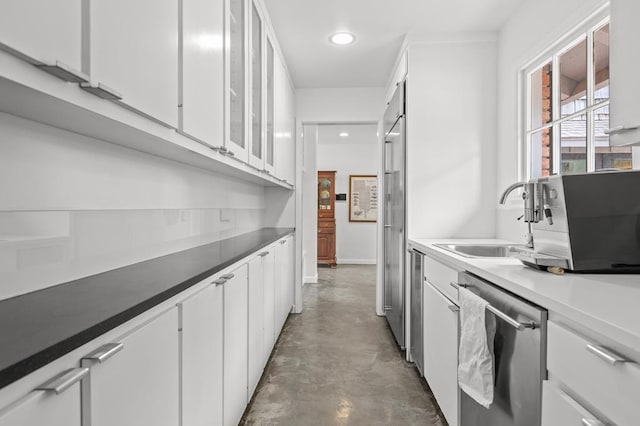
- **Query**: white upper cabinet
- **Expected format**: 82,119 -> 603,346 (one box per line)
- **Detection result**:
609,0 -> 640,145
225,0 -> 249,162
0,1 -> 82,74
264,35 -> 276,175
248,1 -> 264,169
181,0 -> 225,146
385,50 -> 407,105
89,0 -> 179,127
273,51 -> 296,185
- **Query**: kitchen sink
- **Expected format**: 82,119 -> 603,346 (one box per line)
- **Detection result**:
434,243 -> 525,258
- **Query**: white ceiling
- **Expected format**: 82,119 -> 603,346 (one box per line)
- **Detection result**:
316,123 -> 378,144
263,0 -> 526,89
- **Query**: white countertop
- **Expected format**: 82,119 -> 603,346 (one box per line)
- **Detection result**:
409,238 -> 640,357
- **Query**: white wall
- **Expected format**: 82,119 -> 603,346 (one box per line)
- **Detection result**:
495,0 -> 609,241
406,39 -> 498,239
296,87 -> 386,282
317,124 -> 378,264
0,112 -> 265,299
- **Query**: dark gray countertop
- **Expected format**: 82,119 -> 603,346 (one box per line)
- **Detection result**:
0,228 -> 294,390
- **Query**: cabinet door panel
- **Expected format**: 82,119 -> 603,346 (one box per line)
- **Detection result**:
180,284 -> 223,426
541,381 -> 605,426
91,0 -> 178,127
182,0 -> 224,145
263,250 -> 276,359
0,0 -> 81,70
85,308 -> 179,426
423,281 -> 459,426
248,256 -> 264,397
223,265 -> 248,426
0,386 -> 81,426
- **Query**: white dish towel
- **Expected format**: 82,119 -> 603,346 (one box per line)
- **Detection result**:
457,287 -> 497,408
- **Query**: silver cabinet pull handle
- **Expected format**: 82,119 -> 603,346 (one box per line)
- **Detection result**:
226,150 -> 235,157
82,343 -> 124,363
221,273 -> 235,280
37,60 -> 89,83
447,305 -> 460,312
586,344 -> 631,365
213,278 -> 226,286
450,281 -> 468,289
258,252 -> 269,257
35,368 -> 89,395
79,82 -> 122,100
581,418 -> 605,426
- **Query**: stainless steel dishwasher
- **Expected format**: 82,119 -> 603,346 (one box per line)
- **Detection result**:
456,272 -> 547,426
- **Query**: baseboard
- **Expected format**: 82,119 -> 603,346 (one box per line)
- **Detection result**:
303,273 -> 318,284
337,259 -> 377,265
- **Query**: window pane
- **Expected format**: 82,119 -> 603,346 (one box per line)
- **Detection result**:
593,105 -> 632,170
560,38 -> 587,117
593,23 -> 609,102
530,128 -> 553,178
560,115 -> 587,174
530,62 -> 553,129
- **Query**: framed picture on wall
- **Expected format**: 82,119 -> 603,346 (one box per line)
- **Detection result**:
349,175 -> 377,222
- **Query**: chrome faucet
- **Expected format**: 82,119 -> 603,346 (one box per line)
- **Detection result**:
499,181 -> 535,248
499,181 -> 526,204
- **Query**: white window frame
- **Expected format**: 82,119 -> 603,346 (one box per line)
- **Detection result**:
519,5 -> 611,180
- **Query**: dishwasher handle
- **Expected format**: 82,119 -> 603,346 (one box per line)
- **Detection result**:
450,281 -> 537,331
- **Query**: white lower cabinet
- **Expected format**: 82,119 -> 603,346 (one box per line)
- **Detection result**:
248,254 -> 265,398
0,368 -> 85,426
223,265 -> 249,426
274,237 -> 293,332
262,249 -> 276,362
546,321 -> 640,426
423,280 -> 459,426
81,307 -> 180,426
179,283 -> 223,426
541,381 -> 605,426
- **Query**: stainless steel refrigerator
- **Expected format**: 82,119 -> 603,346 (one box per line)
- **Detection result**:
383,82 -> 406,348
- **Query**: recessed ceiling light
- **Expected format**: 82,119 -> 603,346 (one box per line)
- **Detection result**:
330,32 -> 355,46
339,132 -> 349,137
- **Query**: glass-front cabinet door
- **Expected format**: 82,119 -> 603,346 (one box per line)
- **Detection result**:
248,1 -> 263,168
264,35 -> 275,174
225,0 -> 248,162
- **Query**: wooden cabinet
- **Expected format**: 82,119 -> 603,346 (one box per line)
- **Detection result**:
181,0 -> 224,146
223,265 -> 249,426
423,280 -> 459,426
0,368 -> 85,426
0,0 -> 82,74
317,171 -> 337,267
81,308 -> 179,426
609,0 -> 640,146
89,0 -> 179,127
179,284 -> 223,426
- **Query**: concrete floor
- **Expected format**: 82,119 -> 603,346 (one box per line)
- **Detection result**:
241,264 -> 447,426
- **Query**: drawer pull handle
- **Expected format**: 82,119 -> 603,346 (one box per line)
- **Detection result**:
581,418 -> 605,426
447,305 -> 460,312
258,252 -> 269,257
79,82 -> 123,100
213,278 -> 226,286
35,368 -> 89,395
586,344 -> 631,365
450,281 -> 468,289
82,343 -> 124,363
221,273 -> 235,280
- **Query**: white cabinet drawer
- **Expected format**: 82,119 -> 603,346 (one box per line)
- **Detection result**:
542,381 -> 605,426
547,321 -> 640,425
424,256 -> 459,302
